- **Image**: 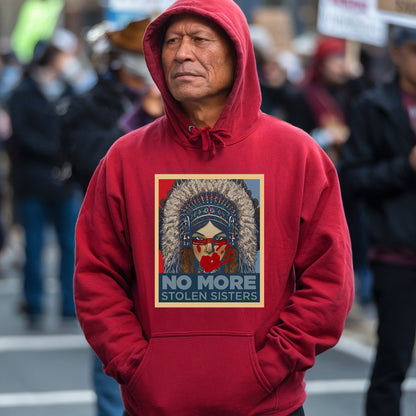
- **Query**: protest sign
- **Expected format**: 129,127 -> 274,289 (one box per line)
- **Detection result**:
318,0 -> 388,46
378,0 -> 416,15
11,0 -> 64,63
377,0 -> 416,27
106,0 -> 175,28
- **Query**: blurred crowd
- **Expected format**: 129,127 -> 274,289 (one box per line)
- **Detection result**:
0,10 -> 165,415
0,1 -> 415,416
0,4 -> 392,309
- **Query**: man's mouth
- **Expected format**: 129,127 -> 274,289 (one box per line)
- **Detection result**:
174,72 -> 200,79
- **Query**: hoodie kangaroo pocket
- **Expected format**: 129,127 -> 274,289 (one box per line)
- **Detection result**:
126,332 -> 274,415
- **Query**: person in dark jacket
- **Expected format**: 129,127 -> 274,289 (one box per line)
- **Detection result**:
7,39 -> 81,328
338,26 -> 416,416
61,18 -> 163,193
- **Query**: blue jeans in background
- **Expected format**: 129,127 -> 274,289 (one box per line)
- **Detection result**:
93,353 -> 124,416
18,195 -> 81,318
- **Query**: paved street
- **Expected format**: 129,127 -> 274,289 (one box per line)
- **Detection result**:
0,228 -> 415,416
0,229 -> 96,416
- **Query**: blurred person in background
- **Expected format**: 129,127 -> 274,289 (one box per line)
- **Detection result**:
0,50 -> 14,259
61,18 -> 163,416
0,43 -> 24,275
0,41 -> 22,103
7,36 -> 81,329
250,24 -> 310,131
50,28 -> 97,95
0,53 -> 13,144
301,36 -> 364,163
0,40 -> 19,145
302,35 -> 373,305
62,18 -> 163,193
338,26 -> 416,416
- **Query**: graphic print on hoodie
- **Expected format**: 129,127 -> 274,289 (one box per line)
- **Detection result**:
156,175 -> 264,307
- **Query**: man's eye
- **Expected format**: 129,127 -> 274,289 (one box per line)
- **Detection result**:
165,37 -> 178,45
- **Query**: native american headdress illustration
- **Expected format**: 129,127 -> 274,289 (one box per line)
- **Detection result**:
159,179 -> 260,273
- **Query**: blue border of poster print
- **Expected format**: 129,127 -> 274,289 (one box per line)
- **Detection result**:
159,273 -> 260,303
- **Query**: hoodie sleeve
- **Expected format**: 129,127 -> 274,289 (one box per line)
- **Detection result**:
258,148 -> 354,388
74,156 -> 148,385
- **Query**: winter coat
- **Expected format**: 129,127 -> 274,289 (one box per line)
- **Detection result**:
338,77 -> 416,251
7,73 -> 75,201
61,74 -> 134,192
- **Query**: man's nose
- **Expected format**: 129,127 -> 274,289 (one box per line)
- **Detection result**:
175,37 -> 194,61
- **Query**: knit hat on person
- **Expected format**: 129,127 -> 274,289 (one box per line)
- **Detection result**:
303,36 -> 346,84
314,36 -> 346,64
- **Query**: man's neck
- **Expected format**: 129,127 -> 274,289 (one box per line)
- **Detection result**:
181,97 -> 227,129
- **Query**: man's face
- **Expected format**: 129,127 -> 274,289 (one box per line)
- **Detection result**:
392,41 -> 416,93
161,14 -> 236,108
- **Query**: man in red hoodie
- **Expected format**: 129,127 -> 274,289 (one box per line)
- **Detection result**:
74,1 -> 354,415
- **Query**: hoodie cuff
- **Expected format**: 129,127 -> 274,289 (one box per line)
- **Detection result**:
104,342 -> 148,385
257,340 -> 293,389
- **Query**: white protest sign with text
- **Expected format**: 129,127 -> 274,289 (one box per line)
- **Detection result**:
318,0 -> 388,46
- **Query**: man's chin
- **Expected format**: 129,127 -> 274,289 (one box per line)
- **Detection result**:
172,90 -> 206,104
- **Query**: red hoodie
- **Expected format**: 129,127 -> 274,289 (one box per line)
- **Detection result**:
74,1 -> 354,415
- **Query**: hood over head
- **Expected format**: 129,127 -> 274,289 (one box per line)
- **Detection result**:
143,0 -> 261,154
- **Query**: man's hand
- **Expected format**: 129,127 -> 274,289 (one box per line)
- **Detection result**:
409,145 -> 416,172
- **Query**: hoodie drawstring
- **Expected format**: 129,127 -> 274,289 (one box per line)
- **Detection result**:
188,126 -> 230,156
